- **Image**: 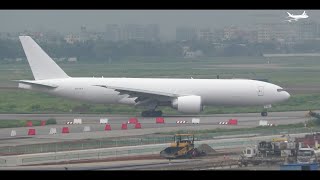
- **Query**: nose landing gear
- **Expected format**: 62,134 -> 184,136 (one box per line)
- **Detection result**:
261,104 -> 271,117
261,111 -> 268,117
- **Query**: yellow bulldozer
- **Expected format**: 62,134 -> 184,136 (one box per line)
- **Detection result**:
160,134 -> 205,159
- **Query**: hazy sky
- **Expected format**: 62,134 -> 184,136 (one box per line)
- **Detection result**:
1,10 -> 319,40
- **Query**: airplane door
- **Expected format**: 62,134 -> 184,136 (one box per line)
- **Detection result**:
258,86 -> 264,96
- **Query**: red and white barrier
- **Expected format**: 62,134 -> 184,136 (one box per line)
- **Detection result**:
49,128 -> 57,134
219,122 -> 229,125
128,118 -> 138,124
105,124 -> 111,131
135,123 -> 142,129
73,118 -> 82,124
192,118 -> 200,124
100,118 -> 109,124
156,117 -> 165,124
62,127 -> 69,133
121,123 -> 128,130
28,129 -> 36,135
10,130 -> 16,137
176,121 -> 188,124
228,119 -> 238,125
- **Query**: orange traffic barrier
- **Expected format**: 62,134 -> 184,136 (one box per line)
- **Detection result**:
135,123 -> 141,129
28,129 -> 36,135
105,124 -> 111,131
121,123 -> 127,130
156,117 -> 165,124
62,127 -> 69,133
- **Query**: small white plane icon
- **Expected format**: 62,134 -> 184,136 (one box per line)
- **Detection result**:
286,11 -> 309,22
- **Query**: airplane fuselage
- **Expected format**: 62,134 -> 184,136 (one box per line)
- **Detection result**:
19,77 -> 290,107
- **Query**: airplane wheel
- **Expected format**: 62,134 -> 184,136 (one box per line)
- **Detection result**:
155,111 -> 163,117
141,111 -> 162,117
261,112 -> 268,116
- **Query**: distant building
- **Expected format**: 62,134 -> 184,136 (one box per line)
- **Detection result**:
254,22 -> 320,43
176,27 -> 197,41
297,21 -> 319,41
223,26 -> 238,40
198,28 -> 213,42
64,34 -> 80,44
105,24 -> 121,41
68,57 -> 77,62
256,23 -> 273,42
123,24 -> 145,41
144,24 -> 160,41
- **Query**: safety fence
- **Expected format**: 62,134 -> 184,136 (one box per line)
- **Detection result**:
0,132 -> 308,166
20,146 -> 165,165
0,158 -> 6,166
0,127 -> 319,156
18,140 -> 255,166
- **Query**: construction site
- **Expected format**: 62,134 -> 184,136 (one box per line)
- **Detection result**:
0,110 -> 320,170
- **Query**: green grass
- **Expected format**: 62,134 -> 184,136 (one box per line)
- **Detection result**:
0,118 -> 56,128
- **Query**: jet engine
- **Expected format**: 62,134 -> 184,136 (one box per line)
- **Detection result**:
171,95 -> 203,114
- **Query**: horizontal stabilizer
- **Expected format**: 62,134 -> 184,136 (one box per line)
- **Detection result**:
14,80 -> 58,88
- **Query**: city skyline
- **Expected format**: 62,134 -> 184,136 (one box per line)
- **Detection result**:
1,10 -> 320,40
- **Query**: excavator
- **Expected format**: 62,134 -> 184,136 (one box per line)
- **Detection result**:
160,134 -> 205,159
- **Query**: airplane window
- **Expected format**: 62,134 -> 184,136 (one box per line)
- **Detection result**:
277,89 -> 285,92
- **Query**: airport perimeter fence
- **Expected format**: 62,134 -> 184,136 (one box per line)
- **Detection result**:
0,126 -> 319,156
18,140 -> 256,166
0,158 -> 6,166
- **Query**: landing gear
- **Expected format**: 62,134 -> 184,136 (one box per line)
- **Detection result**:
261,104 -> 271,117
141,110 -> 163,117
261,111 -> 268,117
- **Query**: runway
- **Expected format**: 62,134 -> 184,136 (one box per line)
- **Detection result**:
0,111 -> 311,147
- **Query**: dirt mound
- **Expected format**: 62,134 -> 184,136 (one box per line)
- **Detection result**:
197,144 -> 216,154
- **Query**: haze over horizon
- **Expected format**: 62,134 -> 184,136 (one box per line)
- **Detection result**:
1,10 -> 319,40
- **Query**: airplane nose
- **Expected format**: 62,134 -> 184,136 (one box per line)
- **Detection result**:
282,91 -> 291,100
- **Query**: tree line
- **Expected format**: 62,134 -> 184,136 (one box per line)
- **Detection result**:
1,38 -> 320,62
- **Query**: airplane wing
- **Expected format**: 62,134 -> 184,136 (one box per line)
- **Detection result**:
93,84 -> 188,105
14,80 -> 58,88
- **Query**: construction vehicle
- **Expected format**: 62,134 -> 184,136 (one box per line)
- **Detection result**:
160,134 -> 205,159
238,138 -> 295,167
296,133 -> 320,164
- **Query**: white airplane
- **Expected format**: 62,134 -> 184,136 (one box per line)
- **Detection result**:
286,11 -> 309,22
16,36 -> 290,117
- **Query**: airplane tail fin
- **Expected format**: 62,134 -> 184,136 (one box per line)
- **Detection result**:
19,36 -> 70,80
287,12 -> 292,17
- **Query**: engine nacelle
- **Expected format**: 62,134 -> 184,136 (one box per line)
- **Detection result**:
171,95 -> 203,114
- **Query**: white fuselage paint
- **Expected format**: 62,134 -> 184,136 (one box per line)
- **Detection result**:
19,77 -> 290,107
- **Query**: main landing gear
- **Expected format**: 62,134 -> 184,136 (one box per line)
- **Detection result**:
141,110 -> 163,117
